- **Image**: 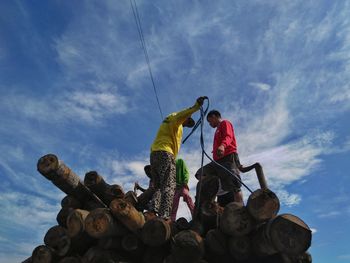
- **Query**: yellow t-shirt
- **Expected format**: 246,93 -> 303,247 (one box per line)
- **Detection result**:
151,102 -> 200,157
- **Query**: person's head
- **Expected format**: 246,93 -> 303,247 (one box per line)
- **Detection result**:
206,110 -> 222,128
183,117 -> 195,128
144,165 -> 151,178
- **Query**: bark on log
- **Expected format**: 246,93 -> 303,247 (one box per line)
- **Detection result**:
141,218 -> 171,247
97,237 -> 122,250
84,171 -> 108,196
219,202 -> 254,237
21,256 -> 32,263
81,246 -> 121,263
121,233 -> 141,252
61,196 -> 82,209
58,257 -> 81,263
57,208 -> 74,228
175,217 -> 191,231
44,226 -> 71,257
246,188 -> 280,222
109,198 -> 145,233
37,154 -> 106,208
268,214 -> 312,256
32,245 -> 55,263
66,209 -> 89,238
252,214 -> 312,257
104,184 -> 125,203
199,201 -> 224,234
171,230 -> 205,263
37,154 -> 84,198
85,208 -> 128,239
228,235 -> 252,260
205,228 -> 227,256
142,245 -> 170,263
124,191 -> 138,207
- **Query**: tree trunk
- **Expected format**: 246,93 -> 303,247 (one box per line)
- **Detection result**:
266,214 -> 312,256
56,208 -> 74,228
44,226 -> 71,257
109,198 -> 145,233
81,246 -> 122,263
228,235 -> 252,260
32,245 -> 55,263
97,237 -> 122,250
66,209 -> 89,238
61,196 -> 82,209
219,202 -> 254,237
85,208 -> 129,239
171,230 -> 205,263
246,189 -> 280,222
205,228 -> 227,256
58,257 -> 81,263
141,218 -> 172,247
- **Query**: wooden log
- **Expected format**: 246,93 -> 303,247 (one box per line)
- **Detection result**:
66,209 -> 89,237
205,228 -> 227,256
246,188 -> 280,222
175,217 -> 191,231
219,202 -> 254,237
21,256 -> 32,263
98,236 -> 122,250
267,214 -> 311,256
57,208 -> 74,228
104,184 -> 125,203
109,198 -> 145,232
84,171 -> 108,196
69,232 -> 97,256
171,230 -> 205,263
252,214 -> 312,257
136,187 -> 155,211
82,200 -> 103,211
121,233 -> 141,252
44,226 -> 71,257
37,154 -> 106,208
142,244 -> 171,263
85,208 -> 128,239
61,195 -> 82,209
200,201 -> 224,234
32,245 -> 55,263
124,191 -> 138,207
228,235 -> 252,260
81,246 -> 121,263
37,154 -> 84,198
84,171 -> 124,205
141,217 -> 171,247
58,257 -> 81,263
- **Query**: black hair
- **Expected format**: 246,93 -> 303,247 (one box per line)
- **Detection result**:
207,110 -> 221,120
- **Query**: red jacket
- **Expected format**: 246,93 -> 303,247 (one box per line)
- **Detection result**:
213,120 -> 237,161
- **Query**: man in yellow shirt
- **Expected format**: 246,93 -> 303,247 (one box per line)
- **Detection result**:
148,97 -> 205,219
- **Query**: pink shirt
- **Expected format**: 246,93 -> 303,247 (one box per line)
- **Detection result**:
213,120 -> 237,161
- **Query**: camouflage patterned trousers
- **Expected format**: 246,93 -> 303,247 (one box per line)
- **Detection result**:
149,151 -> 176,219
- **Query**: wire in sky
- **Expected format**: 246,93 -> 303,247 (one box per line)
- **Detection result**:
129,0 -> 164,120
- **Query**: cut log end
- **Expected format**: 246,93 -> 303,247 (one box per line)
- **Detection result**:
247,189 -> 280,221
37,154 -> 59,177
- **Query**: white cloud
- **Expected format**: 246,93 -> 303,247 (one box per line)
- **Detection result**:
249,82 -> 271,91
338,254 -> 350,260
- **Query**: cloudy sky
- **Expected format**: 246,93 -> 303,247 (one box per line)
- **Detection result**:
1,0 -> 350,262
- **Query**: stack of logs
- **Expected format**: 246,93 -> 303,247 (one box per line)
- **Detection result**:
22,154 -> 312,263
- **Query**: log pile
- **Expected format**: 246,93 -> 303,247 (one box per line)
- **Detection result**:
22,154 -> 312,263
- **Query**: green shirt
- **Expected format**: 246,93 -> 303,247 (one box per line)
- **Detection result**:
176,158 -> 189,186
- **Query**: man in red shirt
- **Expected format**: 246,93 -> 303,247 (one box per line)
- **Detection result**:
201,110 -> 243,206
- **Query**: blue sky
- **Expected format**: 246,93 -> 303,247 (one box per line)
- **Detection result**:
1,0 -> 350,262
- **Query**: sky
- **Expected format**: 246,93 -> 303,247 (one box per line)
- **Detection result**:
0,0 -> 349,262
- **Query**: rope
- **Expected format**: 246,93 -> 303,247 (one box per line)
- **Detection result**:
129,0 -> 164,120
195,99 -> 253,218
